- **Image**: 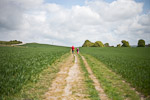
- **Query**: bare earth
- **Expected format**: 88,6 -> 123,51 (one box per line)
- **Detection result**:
44,54 -> 89,100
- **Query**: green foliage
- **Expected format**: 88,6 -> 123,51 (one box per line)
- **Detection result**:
104,43 -> 109,47
93,41 -> 104,47
82,40 -> 104,47
78,55 -> 100,100
0,40 -> 22,45
82,40 -> 94,47
121,40 -> 130,47
138,39 -> 145,47
84,54 -> 140,100
117,44 -> 121,47
0,43 -> 69,98
80,47 -> 150,97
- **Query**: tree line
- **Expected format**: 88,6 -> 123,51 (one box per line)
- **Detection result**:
0,40 -> 22,45
82,39 -> 149,47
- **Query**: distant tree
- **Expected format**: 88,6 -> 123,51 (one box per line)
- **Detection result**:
117,44 -> 121,47
138,39 -> 145,47
121,40 -> 130,47
10,40 -> 22,44
0,40 -> 22,45
93,41 -> 104,47
110,46 -> 114,47
82,40 -> 94,47
104,43 -> 109,47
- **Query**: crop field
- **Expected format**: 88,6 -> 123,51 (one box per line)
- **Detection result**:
0,43 -> 70,98
80,47 -> 150,96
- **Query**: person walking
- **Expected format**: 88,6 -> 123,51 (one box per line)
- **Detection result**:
77,48 -> 79,54
72,46 -> 75,54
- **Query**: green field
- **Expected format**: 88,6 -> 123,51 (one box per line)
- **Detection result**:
0,43 -> 70,98
1,43 -> 150,99
80,47 -> 150,96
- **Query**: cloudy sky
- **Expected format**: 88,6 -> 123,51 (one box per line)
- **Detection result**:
0,0 -> 150,46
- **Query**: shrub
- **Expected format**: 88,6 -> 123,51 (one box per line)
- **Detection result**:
117,44 -> 121,47
82,40 -> 94,47
138,39 -> 145,47
93,41 -> 104,47
104,43 -> 109,47
121,40 -> 130,47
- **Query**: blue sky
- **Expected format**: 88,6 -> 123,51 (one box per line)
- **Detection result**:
44,0 -> 85,7
44,0 -> 150,13
135,0 -> 150,13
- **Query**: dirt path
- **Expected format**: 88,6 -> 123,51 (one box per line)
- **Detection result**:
81,56 -> 109,100
44,54 -> 73,100
44,54 -> 89,100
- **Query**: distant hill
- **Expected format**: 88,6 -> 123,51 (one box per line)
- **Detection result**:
22,43 -> 69,48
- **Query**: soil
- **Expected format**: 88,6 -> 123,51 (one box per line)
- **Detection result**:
44,54 -> 89,100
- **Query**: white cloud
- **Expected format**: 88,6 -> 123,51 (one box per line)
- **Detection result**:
0,0 -> 150,46
86,0 -> 143,21
138,14 -> 150,26
71,5 -> 100,25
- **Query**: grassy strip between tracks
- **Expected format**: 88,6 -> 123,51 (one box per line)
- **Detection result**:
83,54 -> 141,100
78,54 -> 100,100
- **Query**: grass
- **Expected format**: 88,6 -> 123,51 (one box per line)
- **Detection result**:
83,54 -> 140,100
77,54 -> 100,100
0,43 -> 70,99
80,47 -> 150,97
9,53 -> 70,100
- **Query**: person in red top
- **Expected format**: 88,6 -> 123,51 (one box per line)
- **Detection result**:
72,46 -> 75,54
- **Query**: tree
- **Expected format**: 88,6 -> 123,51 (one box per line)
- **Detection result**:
121,40 -> 130,47
10,40 -> 22,44
104,43 -> 109,47
0,40 -> 22,45
82,40 -> 94,47
117,44 -> 121,47
93,41 -> 104,47
138,39 -> 145,47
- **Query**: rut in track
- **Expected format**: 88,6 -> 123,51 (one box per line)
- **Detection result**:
44,54 -> 89,100
81,56 -> 109,100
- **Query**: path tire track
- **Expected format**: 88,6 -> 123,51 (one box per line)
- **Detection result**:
44,55 -> 73,100
44,54 -> 89,100
81,56 -> 109,100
